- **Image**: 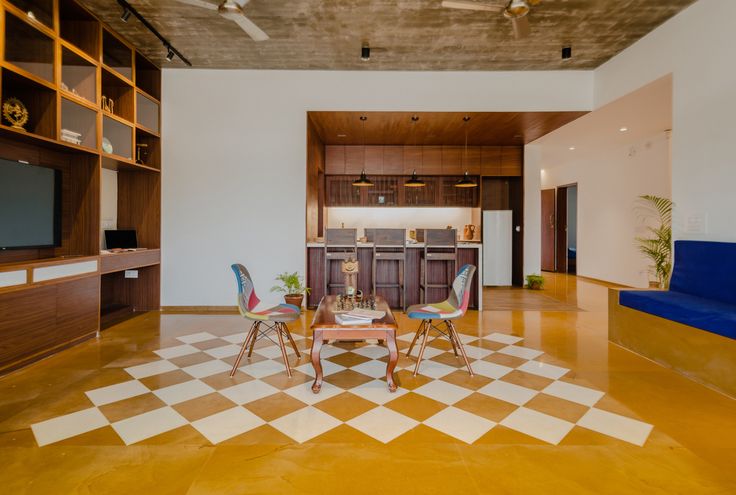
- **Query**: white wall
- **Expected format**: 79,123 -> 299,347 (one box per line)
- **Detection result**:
594,0 -> 736,242
162,70 -> 592,306
540,134 -> 671,287
523,144 -> 543,277
567,186 -> 577,250
326,207 -> 479,239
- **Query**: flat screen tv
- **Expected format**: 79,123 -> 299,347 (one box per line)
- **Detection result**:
0,159 -> 62,250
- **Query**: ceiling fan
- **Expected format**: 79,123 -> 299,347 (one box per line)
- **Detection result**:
441,0 -> 543,39
175,0 -> 269,41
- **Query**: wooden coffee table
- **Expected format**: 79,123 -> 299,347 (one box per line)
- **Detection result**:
310,295 -> 399,393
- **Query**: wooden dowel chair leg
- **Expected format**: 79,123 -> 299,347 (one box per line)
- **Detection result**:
230,321 -> 256,377
283,323 -> 301,358
247,321 -> 260,357
413,320 -> 432,377
406,320 -> 425,357
275,322 -> 293,378
448,320 -> 473,376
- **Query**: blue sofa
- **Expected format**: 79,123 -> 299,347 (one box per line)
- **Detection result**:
619,240 -> 736,339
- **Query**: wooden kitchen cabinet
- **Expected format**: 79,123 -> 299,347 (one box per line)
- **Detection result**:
481,146 -> 501,176
500,147 -> 523,176
403,146 -> 423,174
383,146 -> 404,174
326,176 -> 363,206
422,146 -> 443,175
364,146 -> 384,174
441,146 -> 463,175
325,145 -> 345,174
344,146 -> 364,174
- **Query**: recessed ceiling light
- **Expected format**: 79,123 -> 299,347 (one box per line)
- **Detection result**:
619,127 -> 628,132
337,134 -> 347,138
569,146 -> 576,151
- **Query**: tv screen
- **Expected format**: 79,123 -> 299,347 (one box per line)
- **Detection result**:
0,159 -> 61,250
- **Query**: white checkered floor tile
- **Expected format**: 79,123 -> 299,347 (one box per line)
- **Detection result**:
30,329 -> 654,447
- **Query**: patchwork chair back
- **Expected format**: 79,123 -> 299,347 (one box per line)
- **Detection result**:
406,264 -> 476,376
230,264 -> 302,377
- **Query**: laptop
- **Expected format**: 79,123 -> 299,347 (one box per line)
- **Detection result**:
105,229 -> 138,249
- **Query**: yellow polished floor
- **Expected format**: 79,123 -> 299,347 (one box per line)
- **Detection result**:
1,274 -> 736,494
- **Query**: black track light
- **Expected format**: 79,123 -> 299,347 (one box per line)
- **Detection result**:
361,43 -> 370,62
562,46 -> 572,60
121,7 -> 132,22
165,46 -> 175,62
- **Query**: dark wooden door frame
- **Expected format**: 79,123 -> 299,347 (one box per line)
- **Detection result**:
540,189 -> 556,272
555,187 -> 568,274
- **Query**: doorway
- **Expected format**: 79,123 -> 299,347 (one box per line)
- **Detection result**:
540,184 -> 577,273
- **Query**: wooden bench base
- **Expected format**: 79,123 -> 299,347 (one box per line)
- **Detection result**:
609,288 -> 736,398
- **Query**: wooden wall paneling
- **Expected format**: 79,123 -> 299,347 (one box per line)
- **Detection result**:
100,249 -> 160,274
509,177 -> 524,286
117,170 -> 161,249
482,177 -> 510,210
306,117 -> 324,241
404,248 -> 421,308
481,146 -> 501,176
403,145 -> 422,174
324,145 -> 345,174
382,146 -> 403,174
441,146 -> 463,175
422,146 -> 442,175
344,145 -> 364,174
357,247 -> 373,296
67,152 -> 100,256
364,145 -> 383,174
463,146 -> 481,175
307,247 -> 325,307
457,248 -> 479,309
500,147 -> 523,176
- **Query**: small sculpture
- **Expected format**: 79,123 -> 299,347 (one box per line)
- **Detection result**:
2,97 -> 29,130
341,257 -> 359,296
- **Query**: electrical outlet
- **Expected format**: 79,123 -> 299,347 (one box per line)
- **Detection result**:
124,270 -> 138,279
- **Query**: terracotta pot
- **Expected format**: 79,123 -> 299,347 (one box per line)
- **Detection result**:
648,281 -> 661,289
528,281 -> 543,290
284,294 -> 303,309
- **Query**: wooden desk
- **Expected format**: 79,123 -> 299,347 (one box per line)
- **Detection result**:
310,295 -> 399,393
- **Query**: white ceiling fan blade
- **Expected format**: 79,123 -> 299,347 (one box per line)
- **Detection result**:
175,0 -> 218,11
511,16 -> 531,39
222,12 -> 270,41
441,1 -> 503,12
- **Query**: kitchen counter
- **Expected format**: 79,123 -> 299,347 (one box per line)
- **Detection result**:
306,241 -> 482,249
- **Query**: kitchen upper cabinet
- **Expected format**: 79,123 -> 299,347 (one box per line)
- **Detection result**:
403,146 -> 423,174
383,146 -> 404,174
500,147 -> 523,176
402,176 -> 439,206
440,176 -> 480,207
325,145 -> 345,174
365,176 -> 399,206
326,176 -> 363,206
441,146 -> 463,175
364,146 -> 384,174
422,146 -> 443,175
324,145 -> 521,177
481,146 -> 501,176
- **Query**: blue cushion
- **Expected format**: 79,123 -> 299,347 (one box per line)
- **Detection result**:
620,290 -> 736,339
670,241 -> 736,306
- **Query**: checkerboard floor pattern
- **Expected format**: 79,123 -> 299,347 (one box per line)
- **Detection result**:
30,328 -> 653,447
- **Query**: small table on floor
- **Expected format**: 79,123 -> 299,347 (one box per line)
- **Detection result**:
310,295 -> 399,393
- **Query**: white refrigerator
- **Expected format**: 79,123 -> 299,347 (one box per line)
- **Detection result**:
483,210 -> 513,286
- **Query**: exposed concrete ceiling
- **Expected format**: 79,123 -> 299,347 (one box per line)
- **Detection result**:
81,0 -> 695,70
534,74 -> 672,166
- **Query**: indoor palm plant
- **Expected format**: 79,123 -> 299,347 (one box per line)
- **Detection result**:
636,194 -> 673,289
271,272 -> 311,309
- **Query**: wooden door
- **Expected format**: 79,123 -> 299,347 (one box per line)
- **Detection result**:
541,189 -> 556,271
556,186 -> 568,273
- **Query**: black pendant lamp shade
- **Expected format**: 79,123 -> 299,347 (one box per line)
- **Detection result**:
404,169 -> 426,188
352,170 -> 374,187
455,171 -> 477,188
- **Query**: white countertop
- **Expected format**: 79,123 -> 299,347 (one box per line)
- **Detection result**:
306,241 -> 482,249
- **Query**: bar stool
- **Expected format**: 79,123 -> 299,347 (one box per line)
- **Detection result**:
324,228 -> 357,295
419,229 -> 457,304
372,228 -> 406,310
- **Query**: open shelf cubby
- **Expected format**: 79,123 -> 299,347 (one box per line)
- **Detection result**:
6,0 -> 54,29
102,29 -> 133,81
3,10 -> 55,83
103,115 -> 133,160
135,128 -> 161,170
101,68 -> 134,122
1,68 -> 57,139
61,98 -> 97,149
59,0 -> 100,59
136,91 -> 160,133
61,47 -> 97,104
135,53 -> 161,100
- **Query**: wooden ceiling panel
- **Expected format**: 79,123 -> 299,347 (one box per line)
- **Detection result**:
308,111 -> 588,146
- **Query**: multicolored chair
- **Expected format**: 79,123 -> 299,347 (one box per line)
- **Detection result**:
230,264 -> 301,378
405,264 -> 476,377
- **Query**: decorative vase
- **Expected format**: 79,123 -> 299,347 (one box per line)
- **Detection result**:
648,281 -> 661,289
284,294 -> 303,309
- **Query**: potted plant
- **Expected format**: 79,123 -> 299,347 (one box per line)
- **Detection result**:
525,274 -> 545,290
271,272 -> 311,309
636,195 -> 673,289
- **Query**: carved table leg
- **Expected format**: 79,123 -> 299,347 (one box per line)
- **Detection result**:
311,329 -> 324,393
386,330 -> 399,392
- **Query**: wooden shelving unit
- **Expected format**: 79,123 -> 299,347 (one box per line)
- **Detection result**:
0,0 -> 163,373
